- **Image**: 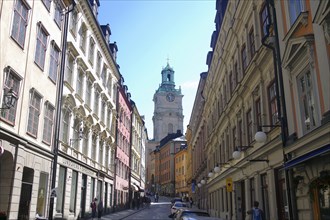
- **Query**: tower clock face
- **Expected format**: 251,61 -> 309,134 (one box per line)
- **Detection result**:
166,93 -> 175,102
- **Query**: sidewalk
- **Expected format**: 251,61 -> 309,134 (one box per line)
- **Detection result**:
89,207 -> 146,220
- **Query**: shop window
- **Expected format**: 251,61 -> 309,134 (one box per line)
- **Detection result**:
56,166 -> 66,213
36,172 -> 48,217
69,171 -> 78,213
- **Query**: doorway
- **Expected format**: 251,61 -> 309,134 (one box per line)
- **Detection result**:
18,167 -> 34,220
80,174 -> 87,218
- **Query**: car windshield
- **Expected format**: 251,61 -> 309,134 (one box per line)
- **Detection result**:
174,203 -> 187,207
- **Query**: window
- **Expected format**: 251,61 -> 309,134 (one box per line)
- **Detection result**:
1,68 -> 21,124
238,120 -> 243,146
11,0 -> 29,47
298,71 -> 317,133
71,118 -> 80,149
241,44 -> 247,72
65,54 -> 74,84
268,81 -> 278,125
94,89 -> 100,115
92,134 -> 97,160
49,42 -> 60,82
79,24 -> 87,53
54,4 -> 62,28
76,69 -> 84,97
36,172 -> 48,216
99,140 -> 103,165
234,62 -> 239,85
41,0 -> 51,10
101,101 -> 106,123
56,166 -> 66,213
246,109 -> 253,144
260,4 -> 270,38
90,178 -> 95,204
96,52 -> 102,76
249,28 -> 255,58
229,71 -> 233,94
69,171 -> 78,213
288,0 -> 304,25
70,9 -> 78,36
35,24 -> 49,69
27,90 -> 42,137
232,126 -> 236,150
107,108 -> 112,128
85,78 -> 92,107
255,98 -> 261,131
101,67 -> 107,87
42,102 -> 54,144
61,108 -> 70,144
88,38 -> 95,66
82,127 -> 89,156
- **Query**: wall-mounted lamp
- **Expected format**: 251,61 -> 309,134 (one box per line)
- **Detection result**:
200,178 -> 206,185
0,88 -> 18,110
70,127 -> 84,147
213,164 -> 221,173
197,183 -> 202,188
214,163 -> 229,173
255,125 -> 281,143
208,170 -> 214,178
232,146 -> 253,160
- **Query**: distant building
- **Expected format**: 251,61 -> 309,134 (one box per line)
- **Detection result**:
146,62 -> 185,194
154,131 -> 185,196
174,143 -> 189,198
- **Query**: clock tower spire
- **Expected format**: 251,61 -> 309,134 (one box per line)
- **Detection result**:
152,62 -> 184,141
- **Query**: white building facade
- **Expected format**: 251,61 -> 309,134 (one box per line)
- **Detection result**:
0,0 -> 120,219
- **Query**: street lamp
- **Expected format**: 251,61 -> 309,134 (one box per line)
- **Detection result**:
0,88 -> 18,110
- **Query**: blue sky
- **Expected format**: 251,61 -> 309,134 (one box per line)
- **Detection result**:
98,0 -> 216,139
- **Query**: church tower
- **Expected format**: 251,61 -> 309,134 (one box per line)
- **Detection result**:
152,62 -> 184,141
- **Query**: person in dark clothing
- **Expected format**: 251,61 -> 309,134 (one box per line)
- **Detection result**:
97,199 -> 103,219
247,201 -> 265,220
90,198 -> 97,220
189,197 -> 193,208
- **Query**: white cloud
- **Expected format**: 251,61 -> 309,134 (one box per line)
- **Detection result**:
180,81 -> 198,90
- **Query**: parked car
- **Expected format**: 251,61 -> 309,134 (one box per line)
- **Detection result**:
171,197 -> 183,206
171,208 -> 224,220
171,202 -> 188,214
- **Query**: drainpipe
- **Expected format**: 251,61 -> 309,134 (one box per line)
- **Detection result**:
262,1 -> 295,219
48,2 -> 75,219
128,102 -> 135,209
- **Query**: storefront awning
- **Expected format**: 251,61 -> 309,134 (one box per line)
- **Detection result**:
284,144 -> 330,169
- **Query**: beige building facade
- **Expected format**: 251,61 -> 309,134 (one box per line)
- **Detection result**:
189,0 -> 330,220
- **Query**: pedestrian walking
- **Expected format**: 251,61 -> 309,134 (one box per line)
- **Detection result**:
247,201 -> 264,220
97,199 -> 103,219
90,198 -> 97,220
189,197 -> 193,208
136,196 -> 140,209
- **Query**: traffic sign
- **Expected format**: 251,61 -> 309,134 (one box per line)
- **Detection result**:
226,178 -> 233,192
